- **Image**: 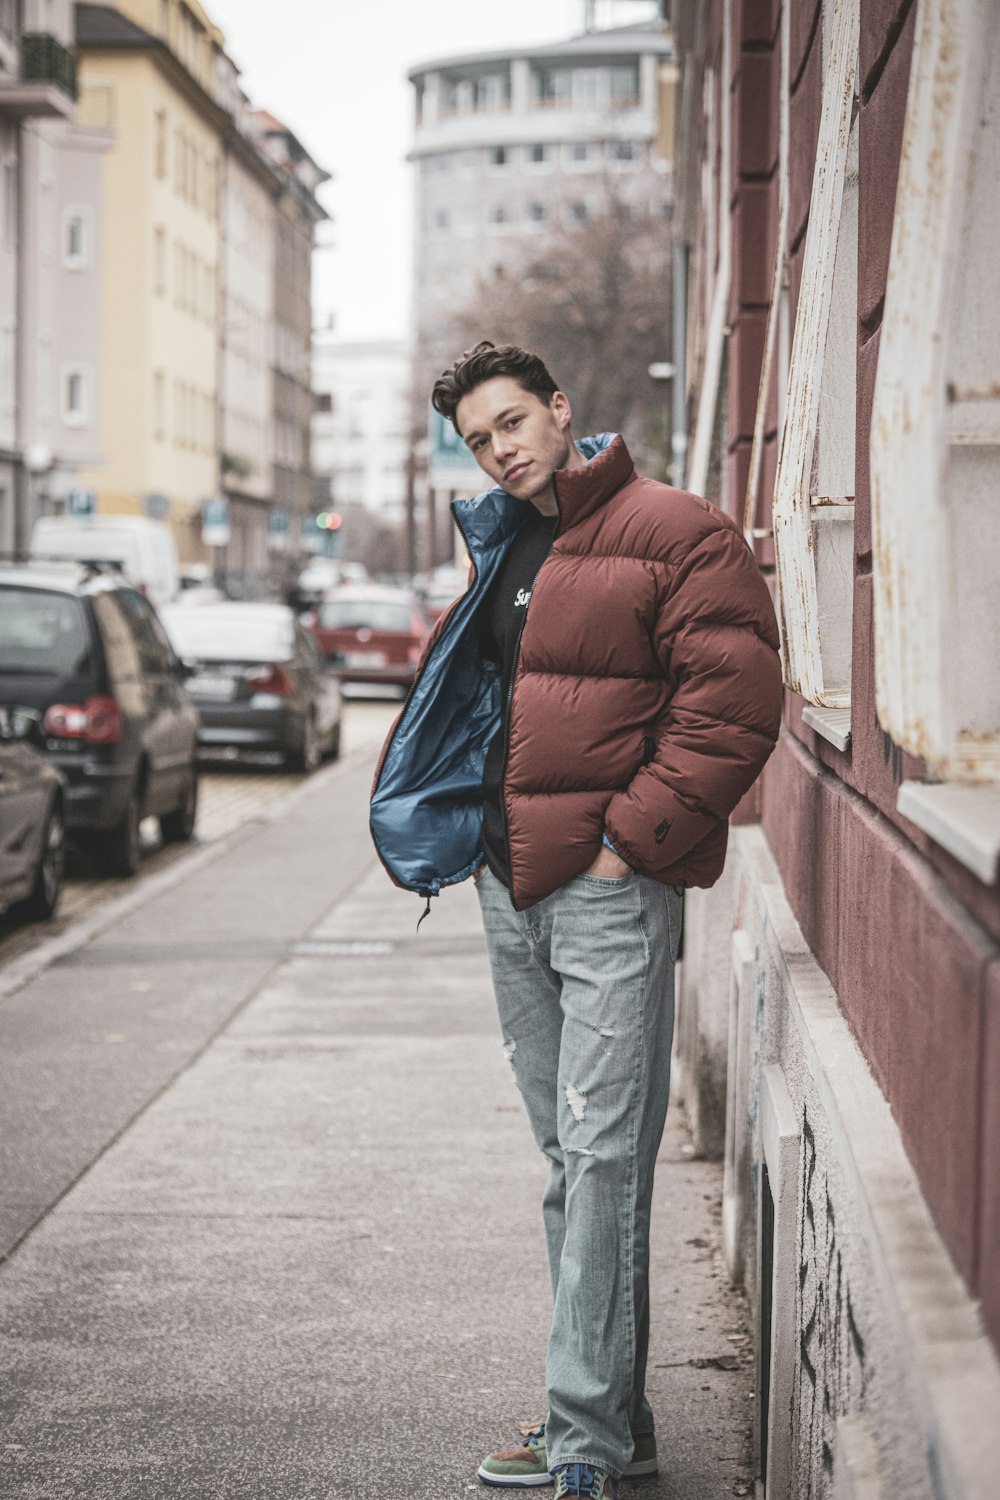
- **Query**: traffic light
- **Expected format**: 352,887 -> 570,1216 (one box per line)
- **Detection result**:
315,511 -> 343,532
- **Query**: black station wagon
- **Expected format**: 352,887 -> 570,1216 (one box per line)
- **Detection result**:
0,561 -> 200,876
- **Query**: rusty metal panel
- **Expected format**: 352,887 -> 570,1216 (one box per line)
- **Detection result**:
870,0 -> 1000,783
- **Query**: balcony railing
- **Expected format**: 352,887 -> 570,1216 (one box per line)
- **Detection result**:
20,33 -> 77,100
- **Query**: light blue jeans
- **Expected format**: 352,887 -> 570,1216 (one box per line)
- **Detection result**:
475,865 -> 683,1478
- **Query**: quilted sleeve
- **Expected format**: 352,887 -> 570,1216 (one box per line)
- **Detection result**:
603,518 -> 783,875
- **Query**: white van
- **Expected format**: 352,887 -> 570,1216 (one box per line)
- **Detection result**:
31,515 -> 181,607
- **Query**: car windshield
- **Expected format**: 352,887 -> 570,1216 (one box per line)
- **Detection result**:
162,610 -> 293,664
318,600 -> 415,633
0,587 -> 89,675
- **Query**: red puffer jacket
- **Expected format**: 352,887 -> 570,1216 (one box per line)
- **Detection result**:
371,434 -> 783,911
504,436 -> 782,905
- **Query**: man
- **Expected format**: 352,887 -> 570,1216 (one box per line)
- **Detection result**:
370,343 -> 782,1499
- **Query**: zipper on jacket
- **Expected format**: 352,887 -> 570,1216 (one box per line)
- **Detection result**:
498,495 -> 562,900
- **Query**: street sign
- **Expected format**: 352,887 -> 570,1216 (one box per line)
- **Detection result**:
428,406 -> 480,472
267,509 -> 291,551
66,489 -> 96,518
143,492 -> 170,520
201,495 -> 230,547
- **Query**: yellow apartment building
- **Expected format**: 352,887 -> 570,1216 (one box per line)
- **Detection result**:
76,1 -> 226,563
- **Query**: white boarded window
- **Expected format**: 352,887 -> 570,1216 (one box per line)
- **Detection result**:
771,0 -> 859,709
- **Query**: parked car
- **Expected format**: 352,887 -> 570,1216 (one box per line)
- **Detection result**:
309,586 -> 432,692
160,602 -> 341,771
31,514 -> 181,607
420,566 -> 468,623
0,561 -> 200,877
0,709 -> 66,922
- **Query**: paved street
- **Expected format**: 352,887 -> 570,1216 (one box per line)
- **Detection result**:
0,705 -> 754,1499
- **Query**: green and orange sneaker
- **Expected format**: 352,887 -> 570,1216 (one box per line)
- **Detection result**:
477,1424 -> 657,1488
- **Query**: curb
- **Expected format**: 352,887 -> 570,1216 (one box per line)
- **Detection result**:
0,742 -> 376,1007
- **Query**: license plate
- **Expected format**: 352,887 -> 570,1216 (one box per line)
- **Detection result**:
188,674 -> 237,699
344,651 -> 387,668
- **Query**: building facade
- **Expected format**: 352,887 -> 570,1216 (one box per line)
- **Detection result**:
311,334 -> 410,526
409,16 -> 674,364
0,0 -> 104,553
75,1 -> 225,563
251,109 -> 329,577
670,2 -> 1000,1496
72,3 -> 328,586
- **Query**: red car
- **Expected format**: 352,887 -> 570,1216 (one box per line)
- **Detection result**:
310,586 -> 431,692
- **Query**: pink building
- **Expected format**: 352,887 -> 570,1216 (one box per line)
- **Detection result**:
670,1 -> 1000,1494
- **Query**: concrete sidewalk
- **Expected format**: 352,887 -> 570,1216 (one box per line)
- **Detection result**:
0,811 -> 754,1496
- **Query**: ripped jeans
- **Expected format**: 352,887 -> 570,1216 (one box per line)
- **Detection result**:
475,866 -> 683,1478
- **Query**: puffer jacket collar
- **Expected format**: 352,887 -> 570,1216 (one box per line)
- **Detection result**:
451,432 -> 621,557
553,431 -> 634,528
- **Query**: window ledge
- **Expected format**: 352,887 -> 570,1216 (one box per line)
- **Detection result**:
802,705 -> 852,751
897,781 -> 1000,885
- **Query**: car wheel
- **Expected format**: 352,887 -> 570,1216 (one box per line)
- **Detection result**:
323,720 -> 341,762
18,803 -> 66,922
161,770 -> 199,844
288,713 -> 320,774
101,783 -> 143,878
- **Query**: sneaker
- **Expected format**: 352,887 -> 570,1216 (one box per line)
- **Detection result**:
552,1463 -> 617,1499
477,1425 -> 551,1488
477,1425 -> 657,1488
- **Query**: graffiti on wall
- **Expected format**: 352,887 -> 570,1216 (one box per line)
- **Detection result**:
796,1112 -> 869,1496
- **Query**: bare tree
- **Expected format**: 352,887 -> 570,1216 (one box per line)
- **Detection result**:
433,196 -> 672,477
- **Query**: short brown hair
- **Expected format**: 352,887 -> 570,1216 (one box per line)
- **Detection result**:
431,341 -> 558,431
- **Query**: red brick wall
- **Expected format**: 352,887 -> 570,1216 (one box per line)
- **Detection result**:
716,0 -> 1000,1341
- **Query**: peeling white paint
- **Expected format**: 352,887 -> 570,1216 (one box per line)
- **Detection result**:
503,1039 -> 517,1063
565,1146 -> 596,1157
566,1084 -> 588,1121
598,1025 -> 615,1038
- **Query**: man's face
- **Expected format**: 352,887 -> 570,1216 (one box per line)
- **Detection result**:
455,376 -> 574,501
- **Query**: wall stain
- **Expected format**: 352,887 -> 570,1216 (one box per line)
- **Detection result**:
795,1109 -> 869,1496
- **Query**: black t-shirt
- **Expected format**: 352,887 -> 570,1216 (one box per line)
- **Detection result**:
478,507 -> 559,886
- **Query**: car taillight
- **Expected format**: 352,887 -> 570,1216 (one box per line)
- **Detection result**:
44,695 -> 123,745
245,665 -> 293,696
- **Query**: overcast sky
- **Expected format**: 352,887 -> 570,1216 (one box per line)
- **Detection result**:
205,0 -> 582,344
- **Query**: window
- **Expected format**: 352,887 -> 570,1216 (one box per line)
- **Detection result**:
609,140 -> 643,167
771,0 -> 858,711
63,211 -> 87,270
536,65 -> 639,110
3,162 -> 15,250
153,370 -> 166,439
526,143 -> 551,167
154,226 -> 166,295
62,367 -> 88,427
564,141 -> 598,169
475,73 -> 508,111
486,203 -> 508,230
154,108 -> 168,180
870,0 -> 1000,872
526,201 -> 547,227
433,208 -> 450,232
488,145 -> 509,170
568,200 -> 589,224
